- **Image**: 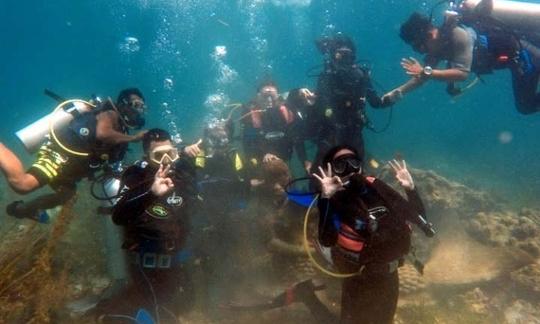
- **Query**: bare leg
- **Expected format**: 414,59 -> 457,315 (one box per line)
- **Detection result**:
0,143 -> 41,194
12,186 -> 76,218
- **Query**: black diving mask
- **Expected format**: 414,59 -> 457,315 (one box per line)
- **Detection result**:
207,136 -> 229,149
331,155 -> 362,176
333,47 -> 356,66
121,99 -> 147,129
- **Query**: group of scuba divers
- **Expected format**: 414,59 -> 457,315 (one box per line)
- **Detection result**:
1,1 -> 539,323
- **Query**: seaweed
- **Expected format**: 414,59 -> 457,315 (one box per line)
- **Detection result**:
0,196 -> 76,323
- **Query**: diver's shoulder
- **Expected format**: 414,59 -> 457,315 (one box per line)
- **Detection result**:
451,25 -> 474,40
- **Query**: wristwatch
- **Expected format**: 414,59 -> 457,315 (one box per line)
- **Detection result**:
423,66 -> 433,77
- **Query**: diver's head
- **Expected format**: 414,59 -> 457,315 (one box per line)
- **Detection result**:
323,145 -> 363,179
143,128 -> 179,168
256,81 -> 279,110
400,12 -> 438,54
204,120 -> 230,155
316,33 -> 357,67
287,88 -> 316,109
117,87 -> 146,129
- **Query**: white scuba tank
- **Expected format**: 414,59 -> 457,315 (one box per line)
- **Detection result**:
461,0 -> 540,32
100,166 -> 129,293
15,101 -> 93,153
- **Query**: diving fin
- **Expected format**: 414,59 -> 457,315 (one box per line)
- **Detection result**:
225,279 -> 326,312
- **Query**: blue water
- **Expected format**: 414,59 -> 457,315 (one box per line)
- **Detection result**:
2,0 -> 539,205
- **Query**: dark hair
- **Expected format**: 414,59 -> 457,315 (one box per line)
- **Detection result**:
142,128 -> 171,152
257,80 -> 278,92
400,12 -> 433,46
315,33 -> 357,56
117,87 -> 145,105
322,145 -> 361,167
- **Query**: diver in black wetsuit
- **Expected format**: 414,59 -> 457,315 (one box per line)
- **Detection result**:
286,87 -> 317,174
313,34 -> 395,167
309,145 -> 429,324
94,128 -> 197,323
228,145 -> 434,324
384,12 -> 540,115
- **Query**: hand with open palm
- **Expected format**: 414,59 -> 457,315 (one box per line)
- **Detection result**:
312,163 -> 346,199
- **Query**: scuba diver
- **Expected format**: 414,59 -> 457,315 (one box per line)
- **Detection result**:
312,34 -> 395,169
190,119 -> 258,312
286,88 -> 317,174
93,128 -> 197,323
308,145 -> 429,323
384,0 -> 540,115
227,145 -> 434,324
241,80 -> 306,166
194,119 -> 252,209
0,88 -> 147,221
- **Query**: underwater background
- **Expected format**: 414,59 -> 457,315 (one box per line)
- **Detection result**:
2,0 -> 539,206
2,0 -> 540,323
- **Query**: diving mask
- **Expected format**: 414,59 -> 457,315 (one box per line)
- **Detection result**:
258,87 -> 279,109
333,47 -> 356,66
149,145 -> 179,165
331,154 -> 362,176
121,98 -> 147,129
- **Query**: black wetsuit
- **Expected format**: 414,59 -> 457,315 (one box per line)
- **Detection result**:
434,25 -> 540,114
94,159 -> 198,323
314,65 -> 392,165
307,176 -> 425,324
194,148 -> 252,311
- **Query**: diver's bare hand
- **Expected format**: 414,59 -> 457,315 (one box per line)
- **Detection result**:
401,57 -> 424,77
184,139 -> 203,158
250,179 -> 265,188
151,164 -> 175,196
132,130 -> 148,142
263,153 -> 280,163
382,89 -> 403,105
312,163 -> 345,199
389,159 -> 415,190
304,160 -> 313,174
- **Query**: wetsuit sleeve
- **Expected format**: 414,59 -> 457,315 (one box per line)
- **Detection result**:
317,198 -> 338,246
365,77 -> 393,108
448,27 -> 474,72
405,188 -> 426,217
373,179 -> 425,225
289,119 -> 308,163
316,73 -> 333,110
112,168 -> 155,226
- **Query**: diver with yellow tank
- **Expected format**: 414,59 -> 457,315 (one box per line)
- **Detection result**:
0,88 -> 147,221
383,0 -> 540,115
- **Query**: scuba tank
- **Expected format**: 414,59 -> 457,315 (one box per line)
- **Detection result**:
97,162 -> 129,297
459,0 -> 540,33
16,99 -> 94,153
